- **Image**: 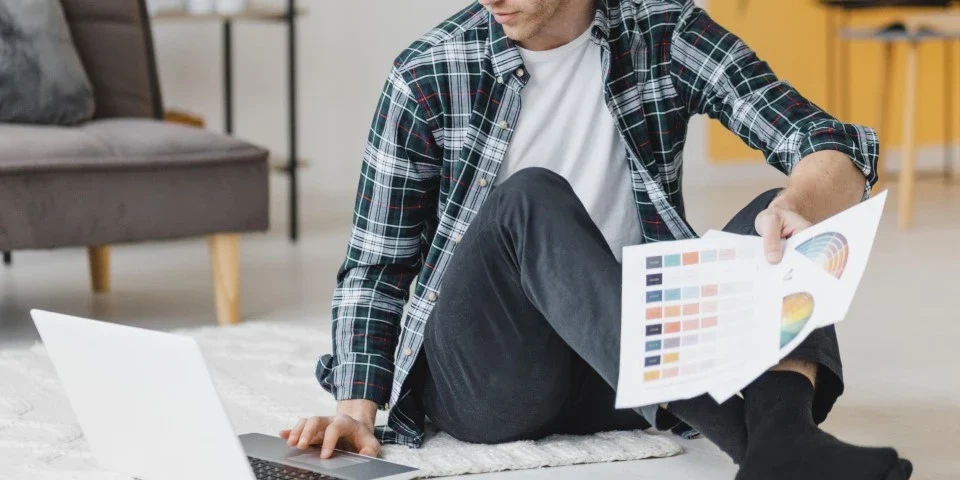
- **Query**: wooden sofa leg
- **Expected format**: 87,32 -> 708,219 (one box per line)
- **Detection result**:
209,234 -> 240,325
87,245 -> 111,293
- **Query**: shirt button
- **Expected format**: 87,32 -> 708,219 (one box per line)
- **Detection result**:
427,292 -> 438,302
403,348 -> 413,356
453,233 -> 463,244
497,76 -> 504,84
498,120 -> 509,129
516,68 -> 525,77
477,177 -> 489,187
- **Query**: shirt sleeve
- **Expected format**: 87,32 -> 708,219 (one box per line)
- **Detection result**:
319,66 -> 440,407
668,2 -> 878,194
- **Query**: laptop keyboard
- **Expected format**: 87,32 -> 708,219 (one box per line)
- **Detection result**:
248,456 -> 340,480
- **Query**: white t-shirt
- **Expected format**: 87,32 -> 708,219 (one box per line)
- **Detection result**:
496,27 -> 642,262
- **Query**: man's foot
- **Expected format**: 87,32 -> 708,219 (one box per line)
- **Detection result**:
736,371 -> 913,480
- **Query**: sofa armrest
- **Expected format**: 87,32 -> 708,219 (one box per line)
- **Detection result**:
164,109 -> 205,128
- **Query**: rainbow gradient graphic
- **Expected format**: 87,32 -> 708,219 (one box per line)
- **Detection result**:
781,292 -> 815,348
795,232 -> 849,279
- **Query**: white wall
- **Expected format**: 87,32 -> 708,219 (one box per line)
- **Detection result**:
151,0 -> 776,209
152,0 -> 466,202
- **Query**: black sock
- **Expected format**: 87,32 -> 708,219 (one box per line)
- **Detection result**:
737,371 -> 913,480
667,394 -> 749,464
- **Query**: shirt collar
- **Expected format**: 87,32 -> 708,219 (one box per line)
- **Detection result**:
486,0 -> 612,79
591,0 -> 612,41
487,17 -> 524,79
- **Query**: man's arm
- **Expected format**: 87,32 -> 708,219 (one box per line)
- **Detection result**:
668,2 -> 878,259
771,150 -> 865,223
287,66 -> 440,453
667,2 -> 876,386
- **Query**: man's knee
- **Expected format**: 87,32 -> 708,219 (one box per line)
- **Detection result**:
722,188 -> 784,235
498,166 -> 568,189
752,188 -> 783,209
476,168 -> 581,226
492,167 -> 577,206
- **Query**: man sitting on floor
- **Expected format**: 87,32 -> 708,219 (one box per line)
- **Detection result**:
282,0 -> 912,478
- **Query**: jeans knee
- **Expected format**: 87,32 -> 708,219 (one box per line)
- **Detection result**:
478,168 -> 581,224
755,188 -> 783,207
723,188 -> 784,236
499,166 -> 568,190
464,167 -> 588,257
494,167 -> 574,204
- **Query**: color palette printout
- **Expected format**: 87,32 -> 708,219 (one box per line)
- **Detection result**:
617,236 -> 781,407
616,192 -> 888,408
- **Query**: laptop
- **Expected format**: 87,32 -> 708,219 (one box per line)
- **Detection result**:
31,309 -> 421,480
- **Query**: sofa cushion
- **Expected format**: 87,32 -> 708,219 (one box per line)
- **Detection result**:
0,119 -> 270,250
58,0 -> 163,119
0,119 -> 267,173
0,0 -> 95,125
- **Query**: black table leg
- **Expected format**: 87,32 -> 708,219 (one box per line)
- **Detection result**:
3,251 -> 11,266
223,19 -> 234,135
287,0 -> 299,242
221,6 -> 298,241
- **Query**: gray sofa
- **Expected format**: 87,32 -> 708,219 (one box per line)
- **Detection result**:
0,0 -> 270,325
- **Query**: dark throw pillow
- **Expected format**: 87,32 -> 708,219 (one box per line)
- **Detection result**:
0,0 -> 95,125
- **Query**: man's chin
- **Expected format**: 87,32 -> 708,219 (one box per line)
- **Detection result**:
501,26 -> 525,42
500,22 -> 537,42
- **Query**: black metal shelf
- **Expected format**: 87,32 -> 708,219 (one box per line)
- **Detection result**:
153,1 -> 303,242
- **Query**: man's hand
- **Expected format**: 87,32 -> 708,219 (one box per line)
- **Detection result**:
756,150 -> 867,264
755,203 -> 812,265
280,399 -> 381,458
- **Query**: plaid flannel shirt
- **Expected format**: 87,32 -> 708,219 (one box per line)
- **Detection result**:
317,0 -> 879,447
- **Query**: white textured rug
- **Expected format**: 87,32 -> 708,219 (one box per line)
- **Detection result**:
0,319 -> 682,479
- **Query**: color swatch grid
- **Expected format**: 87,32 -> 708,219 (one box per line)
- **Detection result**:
640,247 -> 756,385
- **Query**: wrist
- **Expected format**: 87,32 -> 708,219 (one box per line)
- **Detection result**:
337,399 -> 378,430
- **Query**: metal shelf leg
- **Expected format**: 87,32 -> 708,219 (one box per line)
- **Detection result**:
287,0 -> 299,242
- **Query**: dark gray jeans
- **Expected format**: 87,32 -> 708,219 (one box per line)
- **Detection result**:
418,167 -> 843,444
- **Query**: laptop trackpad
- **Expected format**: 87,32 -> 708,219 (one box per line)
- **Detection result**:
241,433 -> 419,479
288,452 -> 369,469
286,450 -> 417,479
